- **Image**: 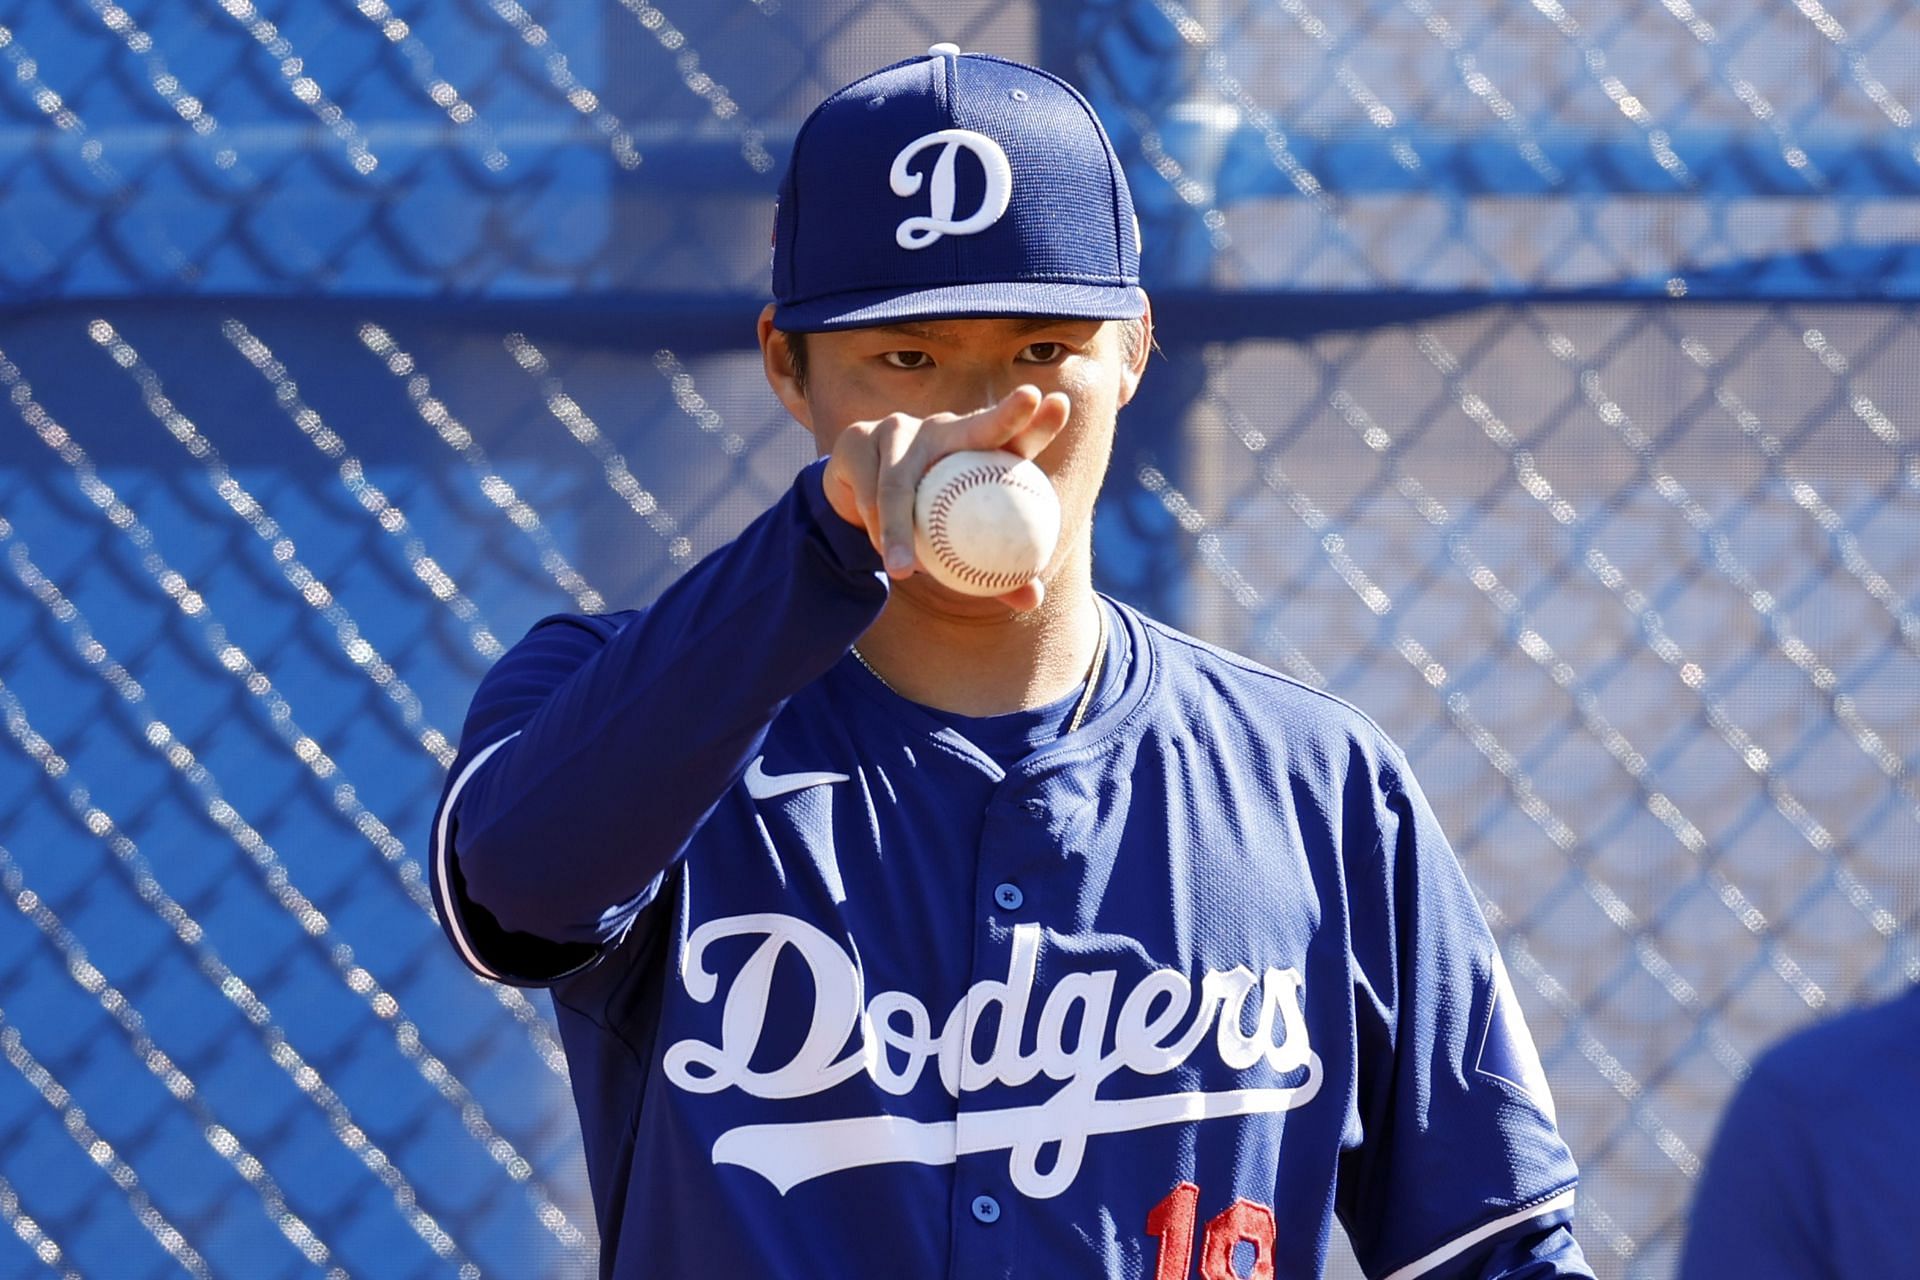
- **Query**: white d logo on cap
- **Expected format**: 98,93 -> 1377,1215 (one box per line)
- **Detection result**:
889,129 -> 1012,250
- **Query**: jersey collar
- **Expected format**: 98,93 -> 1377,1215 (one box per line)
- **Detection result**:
832,594 -> 1155,778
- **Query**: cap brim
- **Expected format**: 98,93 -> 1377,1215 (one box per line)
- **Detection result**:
772,281 -> 1147,333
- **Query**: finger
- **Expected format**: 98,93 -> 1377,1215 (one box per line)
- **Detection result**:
937,384 -> 1045,452
995,578 -> 1045,613
825,428 -> 882,549
1000,390 -> 1071,461
873,416 -> 920,577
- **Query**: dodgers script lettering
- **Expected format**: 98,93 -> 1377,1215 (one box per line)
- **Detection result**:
663,914 -> 1323,1198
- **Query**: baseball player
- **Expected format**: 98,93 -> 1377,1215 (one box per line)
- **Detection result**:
432,45 -> 1595,1280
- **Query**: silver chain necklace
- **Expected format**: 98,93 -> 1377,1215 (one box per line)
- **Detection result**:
850,602 -> 1109,737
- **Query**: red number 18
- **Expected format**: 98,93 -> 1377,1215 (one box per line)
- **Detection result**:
1146,1182 -> 1277,1280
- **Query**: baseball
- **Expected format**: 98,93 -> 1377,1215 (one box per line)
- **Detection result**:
913,449 -> 1061,597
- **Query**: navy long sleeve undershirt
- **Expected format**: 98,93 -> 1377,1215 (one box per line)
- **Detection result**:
433,459 -> 886,979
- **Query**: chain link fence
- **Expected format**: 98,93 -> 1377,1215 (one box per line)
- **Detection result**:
3,1 -> 1918,1277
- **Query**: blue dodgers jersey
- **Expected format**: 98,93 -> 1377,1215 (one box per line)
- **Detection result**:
1679,985 -> 1920,1280
431,461 -> 1590,1280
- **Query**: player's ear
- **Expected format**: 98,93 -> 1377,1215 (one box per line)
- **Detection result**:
757,304 -> 814,429
1116,300 -> 1152,408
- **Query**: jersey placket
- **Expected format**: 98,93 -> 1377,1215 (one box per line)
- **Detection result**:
946,773 -> 1063,1278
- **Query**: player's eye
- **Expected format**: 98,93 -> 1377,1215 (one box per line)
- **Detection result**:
1017,341 -> 1069,364
880,350 -> 933,370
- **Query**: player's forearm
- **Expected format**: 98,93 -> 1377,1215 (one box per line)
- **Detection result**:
449,459 -> 886,943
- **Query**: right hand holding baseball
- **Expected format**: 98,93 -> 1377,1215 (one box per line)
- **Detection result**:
822,385 -> 1071,611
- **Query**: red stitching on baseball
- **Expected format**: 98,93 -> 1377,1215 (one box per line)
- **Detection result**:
924,462 -> 1049,591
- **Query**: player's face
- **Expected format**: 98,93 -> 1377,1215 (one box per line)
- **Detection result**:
768,313 -> 1149,598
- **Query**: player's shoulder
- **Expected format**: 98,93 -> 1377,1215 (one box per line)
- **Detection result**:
458,609 -> 645,745
1131,603 -> 1391,735
523,608 -> 644,641
1743,985 -> 1920,1106
489,608 -> 646,667
1125,603 -> 1408,779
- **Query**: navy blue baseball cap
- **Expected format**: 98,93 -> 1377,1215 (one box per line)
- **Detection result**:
771,44 -> 1146,332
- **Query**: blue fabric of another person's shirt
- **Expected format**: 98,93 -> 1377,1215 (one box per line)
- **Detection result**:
1680,983 -> 1920,1280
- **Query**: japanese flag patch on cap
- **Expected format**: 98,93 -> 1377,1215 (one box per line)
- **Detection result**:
771,44 -> 1146,332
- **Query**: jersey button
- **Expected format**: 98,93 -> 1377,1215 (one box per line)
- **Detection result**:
993,882 -> 1024,911
970,1194 -> 1001,1224
1022,798 -> 1044,817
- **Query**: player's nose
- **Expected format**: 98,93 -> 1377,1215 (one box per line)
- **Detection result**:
954,370 -> 1021,418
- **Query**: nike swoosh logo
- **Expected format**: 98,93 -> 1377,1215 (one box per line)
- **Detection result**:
744,756 -> 850,801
